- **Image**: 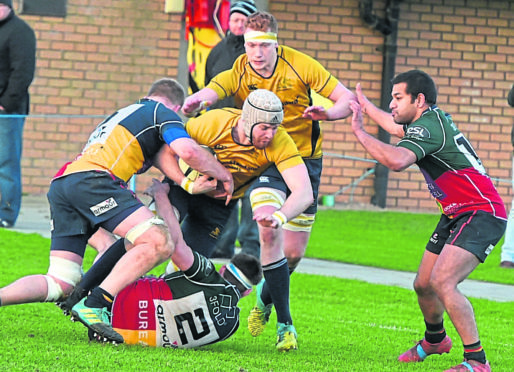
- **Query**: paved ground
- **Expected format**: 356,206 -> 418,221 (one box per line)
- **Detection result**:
11,194 -> 514,303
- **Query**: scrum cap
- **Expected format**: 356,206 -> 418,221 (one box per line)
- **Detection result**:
241,89 -> 283,142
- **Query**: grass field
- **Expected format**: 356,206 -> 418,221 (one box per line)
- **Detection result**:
0,209 -> 513,371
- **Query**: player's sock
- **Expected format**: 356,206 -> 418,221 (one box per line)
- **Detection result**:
80,239 -> 126,292
424,319 -> 446,344
84,287 -> 114,311
260,265 -> 295,307
262,258 -> 292,325
463,341 -> 487,364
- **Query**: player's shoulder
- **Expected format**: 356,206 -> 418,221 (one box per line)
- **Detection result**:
188,107 -> 239,129
279,45 -> 315,62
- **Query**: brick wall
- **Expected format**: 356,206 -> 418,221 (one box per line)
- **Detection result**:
17,0 -> 514,213
273,0 -> 514,212
19,0 -> 182,194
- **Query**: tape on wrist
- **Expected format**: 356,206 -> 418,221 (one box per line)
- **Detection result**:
272,210 -> 287,227
180,178 -> 194,194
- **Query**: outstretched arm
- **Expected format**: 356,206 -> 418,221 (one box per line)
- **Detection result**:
181,88 -> 220,117
355,83 -> 405,138
350,100 -> 416,172
303,82 -> 357,121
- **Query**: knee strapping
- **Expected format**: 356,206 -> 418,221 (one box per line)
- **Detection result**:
250,189 -> 285,210
283,213 -> 315,232
45,256 -> 83,301
125,216 -> 167,244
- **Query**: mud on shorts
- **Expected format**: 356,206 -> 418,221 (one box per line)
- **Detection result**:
426,210 -> 507,262
47,171 -> 143,256
248,157 -> 322,215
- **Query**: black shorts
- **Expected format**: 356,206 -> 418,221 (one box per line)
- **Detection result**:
426,210 -> 507,262
48,171 -> 143,245
248,157 -> 322,215
164,179 -> 238,258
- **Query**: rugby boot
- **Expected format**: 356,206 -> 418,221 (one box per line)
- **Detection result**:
276,322 -> 298,352
71,298 -> 123,344
398,335 -> 452,362
444,359 -> 491,372
247,280 -> 272,337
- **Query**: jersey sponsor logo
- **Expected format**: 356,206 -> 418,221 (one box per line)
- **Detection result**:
427,182 -> 445,199
209,294 -> 237,326
258,176 -> 270,183
137,300 -> 151,345
90,197 -> 118,216
156,304 -> 178,348
154,292 -> 220,348
283,96 -> 299,106
406,126 -> 430,139
277,77 -> 292,91
248,84 -> 258,91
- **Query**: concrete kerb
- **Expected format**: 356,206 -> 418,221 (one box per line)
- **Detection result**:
11,194 -> 514,303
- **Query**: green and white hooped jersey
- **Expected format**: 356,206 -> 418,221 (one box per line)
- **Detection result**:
397,106 -> 506,219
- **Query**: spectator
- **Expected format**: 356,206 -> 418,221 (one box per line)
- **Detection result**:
0,0 -> 36,228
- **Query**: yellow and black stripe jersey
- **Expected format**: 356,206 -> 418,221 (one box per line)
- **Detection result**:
186,108 -> 304,199
207,45 -> 339,159
56,99 -> 189,182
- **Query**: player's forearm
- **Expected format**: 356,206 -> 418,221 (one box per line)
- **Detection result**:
353,128 -> 410,171
363,103 -> 404,138
152,190 -> 195,270
326,84 -> 357,120
182,88 -> 219,115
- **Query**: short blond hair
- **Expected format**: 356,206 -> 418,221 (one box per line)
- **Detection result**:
147,78 -> 185,107
245,11 -> 278,33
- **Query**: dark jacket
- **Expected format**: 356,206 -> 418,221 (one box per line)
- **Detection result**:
0,11 -> 36,114
204,32 -> 245,109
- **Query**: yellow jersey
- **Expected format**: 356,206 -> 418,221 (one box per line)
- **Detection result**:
207,45 -> 339,159
186,108 -> 304,199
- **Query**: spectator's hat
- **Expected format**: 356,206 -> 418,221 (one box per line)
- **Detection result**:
230,0 -> 257,17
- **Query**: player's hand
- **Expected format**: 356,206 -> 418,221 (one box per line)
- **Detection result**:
182,96 -> 210,117
254,212 -> 281,229
192,174 -> 218,194
144,178 -> 170,199
302,105 -> 329,120
349,100 -> 365,134
355,83 -> 372,115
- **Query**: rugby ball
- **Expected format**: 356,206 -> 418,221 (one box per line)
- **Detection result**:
178,145 -> 216,181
